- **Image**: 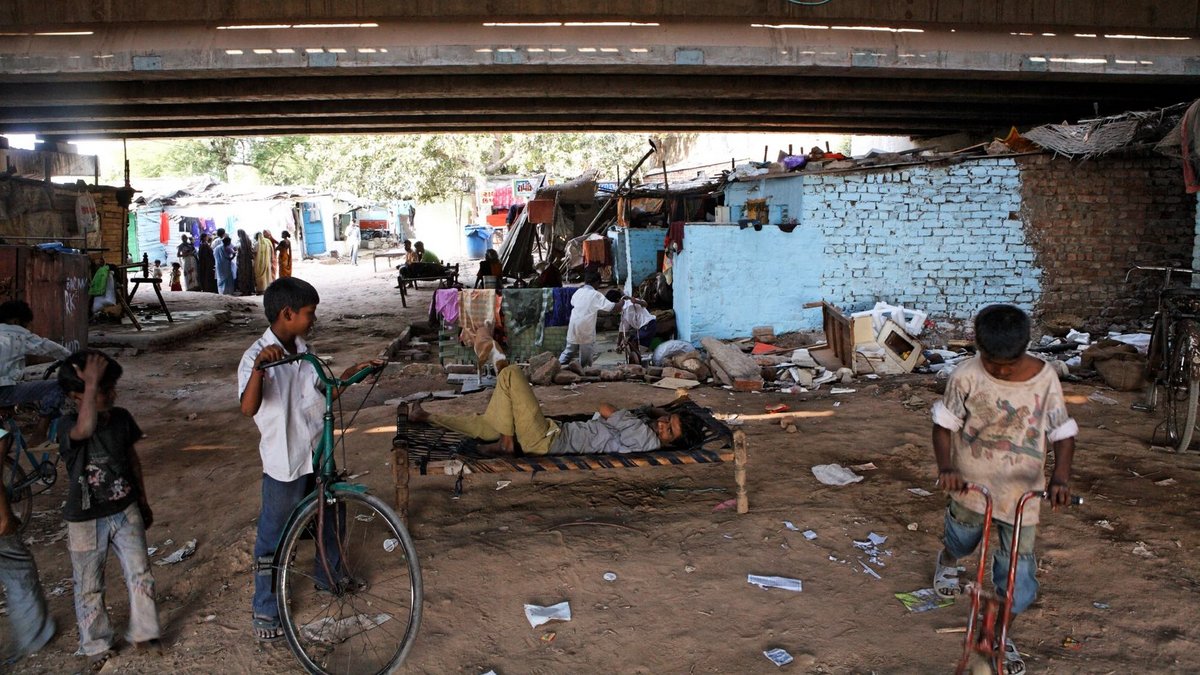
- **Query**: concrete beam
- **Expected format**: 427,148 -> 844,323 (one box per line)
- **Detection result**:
3,1 -> 1196,34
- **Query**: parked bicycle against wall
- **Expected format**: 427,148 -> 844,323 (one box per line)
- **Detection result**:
257,352 -> 422,674
1126,266 -> 1200,452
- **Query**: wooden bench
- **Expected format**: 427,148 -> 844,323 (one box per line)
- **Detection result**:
395,262 -> 459,308
390,395 -> 748,521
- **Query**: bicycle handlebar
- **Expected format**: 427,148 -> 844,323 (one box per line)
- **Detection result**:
1124,266 -> 1199,284
257,352 -> 385,388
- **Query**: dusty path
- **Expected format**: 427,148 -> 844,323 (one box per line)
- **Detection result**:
5,252 -> 1199,674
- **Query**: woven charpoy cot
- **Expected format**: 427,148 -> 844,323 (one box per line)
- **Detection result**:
390,395 -> 749,519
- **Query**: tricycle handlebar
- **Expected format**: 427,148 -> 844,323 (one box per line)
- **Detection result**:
1124,266 -> 1199,284
256,352 -> 384,388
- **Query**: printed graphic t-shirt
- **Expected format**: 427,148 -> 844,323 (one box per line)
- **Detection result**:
60,407 -> 143,523
931,356 -> 1078,525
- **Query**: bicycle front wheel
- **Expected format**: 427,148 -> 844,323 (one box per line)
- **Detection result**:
4,458 -> 32,533
277,489 -> 422,675
1164,335 -> 1199,452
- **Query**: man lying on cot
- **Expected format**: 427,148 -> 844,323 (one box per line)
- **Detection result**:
409,366 -> 686,456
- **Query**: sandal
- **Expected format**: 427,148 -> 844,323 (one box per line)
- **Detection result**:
87,649 -> 116,672
933,550 -> 963,598
252,617 -> 284,643
1004,638 -> 1027,675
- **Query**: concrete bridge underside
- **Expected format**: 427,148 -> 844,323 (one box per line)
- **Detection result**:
1,1 -> 1198,140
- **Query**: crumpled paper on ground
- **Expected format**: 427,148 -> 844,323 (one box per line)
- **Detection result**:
524,601 -> 571,628
811,464 -> 864,486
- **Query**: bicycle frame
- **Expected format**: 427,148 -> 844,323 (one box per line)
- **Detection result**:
257,352 -> 382,573
3,414 -> 60,497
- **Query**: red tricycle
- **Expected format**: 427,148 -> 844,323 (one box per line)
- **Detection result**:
956,484 -> 1083,675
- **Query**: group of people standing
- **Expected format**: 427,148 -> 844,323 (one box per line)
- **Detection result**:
175,228 -> 293,296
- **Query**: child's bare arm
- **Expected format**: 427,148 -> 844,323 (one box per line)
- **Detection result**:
933,424 -> 966,492
1048,436 -> 1075,506
598,403 -> 618,419
240,345 -> 286,416
69,354 -> 108,441
129,442 -> 154,528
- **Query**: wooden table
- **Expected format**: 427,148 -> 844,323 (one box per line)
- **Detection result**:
372,250 -> 408,273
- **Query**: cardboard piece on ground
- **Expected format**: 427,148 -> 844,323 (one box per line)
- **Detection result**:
653,377 -> 701,390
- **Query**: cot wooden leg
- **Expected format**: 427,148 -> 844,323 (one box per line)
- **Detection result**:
734,429 -> 748,514
393,440 -> 410,523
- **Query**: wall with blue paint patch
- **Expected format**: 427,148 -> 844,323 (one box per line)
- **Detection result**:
608,226 -> 665,286
676,154 -> 1195,341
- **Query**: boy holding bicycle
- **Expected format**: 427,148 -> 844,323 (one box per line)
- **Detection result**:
237,277 -> 380,643
58,350 -> 160,670
930,304 -> 1077,675
0,300 -> 72,445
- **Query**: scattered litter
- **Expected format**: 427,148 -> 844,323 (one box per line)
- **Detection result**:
908,487 -> 934,497
482,671 -> 498,675
496,480 -> 512,490
765,403 -> 790,414
713,498 -> 738,512
154,539 -> 197,566
1062,636 -> 1084,652
895,588 -> 954,613
603,572 -> 618,582
524,601 -> 572,628
832,401 -> 842,408
811,464 -> 864,486
1093,601 -> 1110,610
383,538 -> 399,553
1131,541 -> 1155,558
830,387 -> 856,395
355,513 -> 377,522
783,521 -> 801,531
684,565 -> 696,573
850,462 -> 877,471
1088,391 -> 1118,406
48,578 -> 72,597
747,575 -> 803,592
540,632 -> 556,643
802,530 -> 818,540
907,523 -> 919,531
1066,329 -> 1091,345
858,560 -> 882,580
853,533 -> 891,567
301,613 -> 391,644
1096,520 -> 1115,531
1154,478 -> 1178,486
202,614 -> 217,622
867,532 -> 887,546
763,648 -> 794,667
347,470 -> 370,480
146,547 -> 158,557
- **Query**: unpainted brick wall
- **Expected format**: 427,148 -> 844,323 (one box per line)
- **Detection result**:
1017,154 -> 1196,329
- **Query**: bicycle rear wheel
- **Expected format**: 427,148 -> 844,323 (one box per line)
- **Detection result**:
4,458 -> 33,532
1163,336 -> 1199,452
277,489 -> 422,675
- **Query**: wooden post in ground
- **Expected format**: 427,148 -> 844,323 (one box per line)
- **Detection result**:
733,429 -> 748,514
393,439 -> 410,523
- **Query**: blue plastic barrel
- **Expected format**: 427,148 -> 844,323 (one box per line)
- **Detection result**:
464,225 -> 493,258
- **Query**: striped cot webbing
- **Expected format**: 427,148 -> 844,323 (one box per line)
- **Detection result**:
394,397 -> 733,476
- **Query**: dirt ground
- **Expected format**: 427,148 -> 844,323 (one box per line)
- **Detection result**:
4,252 -> 1199,674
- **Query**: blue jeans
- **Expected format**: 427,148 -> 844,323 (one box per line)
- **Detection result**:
252,474 -> 345,622
942,500 -> 1039,615
0,533 -> 55,660
67,503 -> 159,656
0,381 -> 64,418
558,341 -> 595,368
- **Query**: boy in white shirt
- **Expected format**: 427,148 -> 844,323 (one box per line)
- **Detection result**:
0,300 -> 72,444
237,277 -> 379,642
558,269 -> 621,369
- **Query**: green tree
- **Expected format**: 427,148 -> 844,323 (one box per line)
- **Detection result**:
137,132 -> 696,201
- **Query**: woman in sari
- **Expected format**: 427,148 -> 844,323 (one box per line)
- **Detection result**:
235,229 -> 257,295
276,231 -> 293,278
197,233 -> 217,293
176,234 -> 200,291
254,230 -> 274,292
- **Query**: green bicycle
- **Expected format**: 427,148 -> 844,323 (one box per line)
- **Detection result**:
259,353 -> 422,674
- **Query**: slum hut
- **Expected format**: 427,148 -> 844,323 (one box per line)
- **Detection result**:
130,180 -> 353,266
0,145 -> 130,350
